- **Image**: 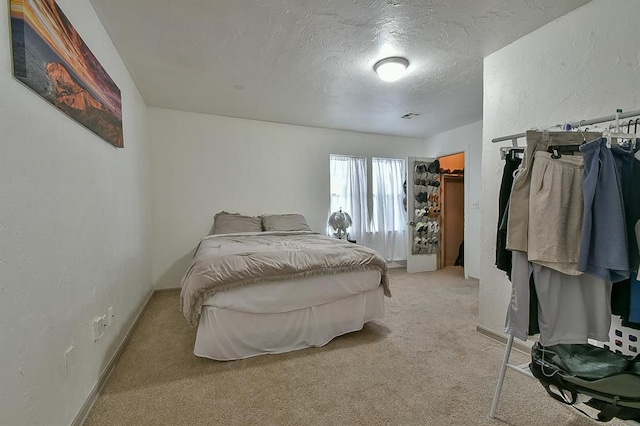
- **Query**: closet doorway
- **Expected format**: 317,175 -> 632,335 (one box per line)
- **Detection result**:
438,153 -> 465,269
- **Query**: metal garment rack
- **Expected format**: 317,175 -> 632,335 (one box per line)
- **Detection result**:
489,109 -> 640,424
491,109 -> 640,146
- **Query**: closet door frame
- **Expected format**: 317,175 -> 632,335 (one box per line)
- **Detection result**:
424,147 -> 470,279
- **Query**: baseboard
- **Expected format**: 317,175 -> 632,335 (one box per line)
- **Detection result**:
72,289 -> 155,426
387,261 -> 407,269
476,325 -> 533,355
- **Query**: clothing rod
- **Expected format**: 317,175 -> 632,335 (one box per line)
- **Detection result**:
491,109 -> 640,143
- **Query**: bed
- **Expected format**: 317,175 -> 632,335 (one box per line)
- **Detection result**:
179,213 -> 390,360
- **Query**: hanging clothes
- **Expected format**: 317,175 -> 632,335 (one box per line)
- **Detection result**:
630,275 -> 640,325
612,140 -> 640,273
608,140 -> 640,330
532,263 -> 612,346
505,131 -> 601,253
637,219 -> 640,279
502,130 -> 611,346
507,251 -> 611,345
579,138 -> 630,282
527,151 -> 584,275
495,153 -> 521,277
497,125 -> 640,345
612,277 -> 640,330
505,251 -> 532,341
504,252 -> 539,340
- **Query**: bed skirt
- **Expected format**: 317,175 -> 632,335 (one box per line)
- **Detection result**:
194,286 -> 385,360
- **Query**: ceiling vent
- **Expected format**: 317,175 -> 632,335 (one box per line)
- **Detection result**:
401,112 -> 420,120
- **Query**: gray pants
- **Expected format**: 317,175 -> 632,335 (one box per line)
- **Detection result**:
506,251 -> 612,345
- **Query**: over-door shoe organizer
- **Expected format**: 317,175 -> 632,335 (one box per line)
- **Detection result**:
412,160 -> 440,255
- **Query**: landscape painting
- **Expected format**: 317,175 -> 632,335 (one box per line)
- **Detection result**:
10,0 -> 123,148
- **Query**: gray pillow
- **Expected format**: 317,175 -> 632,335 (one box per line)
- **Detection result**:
262,214 -> 312,232
211,212 -> 262,234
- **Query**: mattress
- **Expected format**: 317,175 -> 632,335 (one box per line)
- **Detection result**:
201,269 -> 381,313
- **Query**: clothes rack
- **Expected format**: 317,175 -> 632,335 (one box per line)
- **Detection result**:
492,109 -> 640,144
489,109 -> 640,424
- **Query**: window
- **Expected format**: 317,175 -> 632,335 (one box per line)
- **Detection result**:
329,154 -> 407,261
329,155 -> 368,241
371,157 -> 407,261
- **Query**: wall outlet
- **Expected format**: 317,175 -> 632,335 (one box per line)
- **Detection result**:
107,307 -> 114,327
64,346 -> 75,377
471,200 -> 480,209
93,316 -> 105,342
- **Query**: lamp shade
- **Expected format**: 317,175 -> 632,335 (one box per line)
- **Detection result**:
374,57 -> 409,82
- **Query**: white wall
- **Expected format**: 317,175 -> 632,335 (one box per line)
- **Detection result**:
425,120 -> 482,279
148,107 -> 426,288
480,0 -> 640,334
0,1 -> 152,424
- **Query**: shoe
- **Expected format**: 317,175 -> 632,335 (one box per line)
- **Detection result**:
427,159 -> 440,174
427,237 -> 435,254
429,221 -> 436,236
413,238 -> 422,255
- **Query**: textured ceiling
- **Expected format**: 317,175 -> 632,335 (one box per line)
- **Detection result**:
89,0 -> 590,138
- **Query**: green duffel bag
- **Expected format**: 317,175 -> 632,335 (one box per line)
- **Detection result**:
530,342 -> 640,422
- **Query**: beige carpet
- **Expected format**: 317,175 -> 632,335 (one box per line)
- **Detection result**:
85,267 -> 619,426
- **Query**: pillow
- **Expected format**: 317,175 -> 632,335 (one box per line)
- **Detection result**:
211,212 -> 262,234
262,214 -> 312,232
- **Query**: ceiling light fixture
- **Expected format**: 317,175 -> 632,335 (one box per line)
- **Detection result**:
373,57 -> 409,82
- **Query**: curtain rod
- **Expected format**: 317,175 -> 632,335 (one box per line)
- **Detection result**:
492,109 -> 640,144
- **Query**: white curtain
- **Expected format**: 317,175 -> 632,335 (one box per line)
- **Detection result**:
329,155 -> 368,242
370,157 -> 407,261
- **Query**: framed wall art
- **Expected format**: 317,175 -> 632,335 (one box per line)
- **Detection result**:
10,0 -> 123,148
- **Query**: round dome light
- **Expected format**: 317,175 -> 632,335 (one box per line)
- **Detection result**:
373,57 -> 409,82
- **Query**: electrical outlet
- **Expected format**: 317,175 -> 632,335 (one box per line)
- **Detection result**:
471,200 -> 480,209
107,307 -> 114,327
65,346 -> 75,377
